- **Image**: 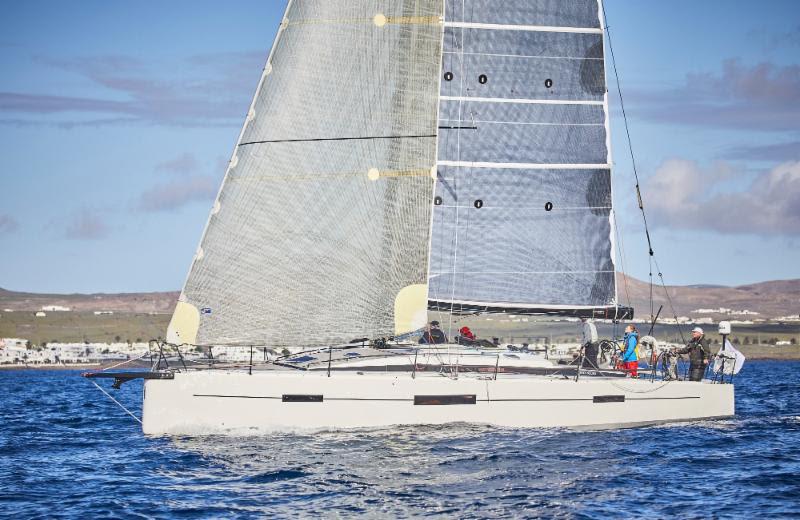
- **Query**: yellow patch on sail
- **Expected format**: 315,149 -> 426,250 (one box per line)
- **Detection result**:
166,301 -> 200,345
394,284 -> 428,335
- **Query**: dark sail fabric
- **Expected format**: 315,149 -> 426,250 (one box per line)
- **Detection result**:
174,1 -> 444,347
429,0 -> 621,314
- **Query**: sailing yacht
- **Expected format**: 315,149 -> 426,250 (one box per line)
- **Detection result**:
88,0 -> 734,434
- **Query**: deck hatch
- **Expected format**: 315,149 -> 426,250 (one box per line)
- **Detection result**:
414,394 -> 477,405
282,394 -> 323,402
593,395 -> 625,403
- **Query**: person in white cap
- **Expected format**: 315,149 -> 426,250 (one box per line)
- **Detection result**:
675,327 -> 712,381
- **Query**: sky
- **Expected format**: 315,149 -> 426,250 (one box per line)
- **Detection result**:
0,0 -> 798,294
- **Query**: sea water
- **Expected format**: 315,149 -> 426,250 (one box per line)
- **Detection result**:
1,361 -> 798,518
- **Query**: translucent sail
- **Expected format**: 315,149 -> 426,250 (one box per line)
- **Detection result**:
428,0 -> 628,317
170,1 -> 444,347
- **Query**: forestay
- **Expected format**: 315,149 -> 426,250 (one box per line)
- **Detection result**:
169,0 -> 444,347
429,0 -> 626,317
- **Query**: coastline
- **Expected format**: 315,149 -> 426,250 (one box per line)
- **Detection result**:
0,363 -> 102,371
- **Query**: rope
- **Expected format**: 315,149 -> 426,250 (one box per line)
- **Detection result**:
89,379 -> 142,425
611,379 -> 673,394
100,351 -> 150,372
653,258 -> 687,344
604,5 -> 680,326
613,211 -> 632,308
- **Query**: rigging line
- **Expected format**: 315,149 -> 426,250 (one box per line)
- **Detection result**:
612,210 -> 632,307
602,8 -> 653,256
603,4 -> 663,318
649,255 -> 654,321
238,134 -> 436,146
100,351 -> 150,372
653,257 -> 687,345
89,379 -> 142,425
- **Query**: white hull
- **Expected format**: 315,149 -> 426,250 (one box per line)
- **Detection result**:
142,370 -> 734,435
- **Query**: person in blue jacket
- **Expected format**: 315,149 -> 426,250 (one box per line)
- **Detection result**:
621,324 -> 639,377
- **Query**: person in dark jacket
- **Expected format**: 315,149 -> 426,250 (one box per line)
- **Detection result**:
419,321 -> 448,344
676,326 -> 712,381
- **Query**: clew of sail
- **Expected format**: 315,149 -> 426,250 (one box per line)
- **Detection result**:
428,0 -> 631,319
168,1 -> 445,347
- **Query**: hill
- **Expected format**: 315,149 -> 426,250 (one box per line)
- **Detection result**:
616,274 -> 799,320
0,287 -> 178,314
1,275 -> 798,319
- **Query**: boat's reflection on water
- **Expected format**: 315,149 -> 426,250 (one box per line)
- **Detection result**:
162,425 -> 631,515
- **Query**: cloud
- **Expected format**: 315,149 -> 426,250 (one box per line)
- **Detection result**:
0,214 -> 19,235
723,140 -> 800,162
1,52 -> 264,127
643,159 -> 800,236
748,25 -> 800,51
0,92 -> 131,114
62,209 -> 110,240
135,152 -> 218,211
137,175 -> 217,212
629,59 -> 800,132
156,152 -> 198,175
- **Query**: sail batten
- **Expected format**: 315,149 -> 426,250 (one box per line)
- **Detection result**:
438,162 -> 611,169
443,22 -> 603,34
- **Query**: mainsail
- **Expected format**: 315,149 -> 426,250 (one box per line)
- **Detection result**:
168,0 -> 444,347
428,0 -> 629,318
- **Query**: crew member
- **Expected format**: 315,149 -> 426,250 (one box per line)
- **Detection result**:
621,324 -> 639,377
580,317 -> 599,369
676,326 -> 711,381
419,321 -> 447,344
457,326 -> 476,345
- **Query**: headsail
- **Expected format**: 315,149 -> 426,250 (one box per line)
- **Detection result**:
428,0 -> 631,318
169,1 -> 445,347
